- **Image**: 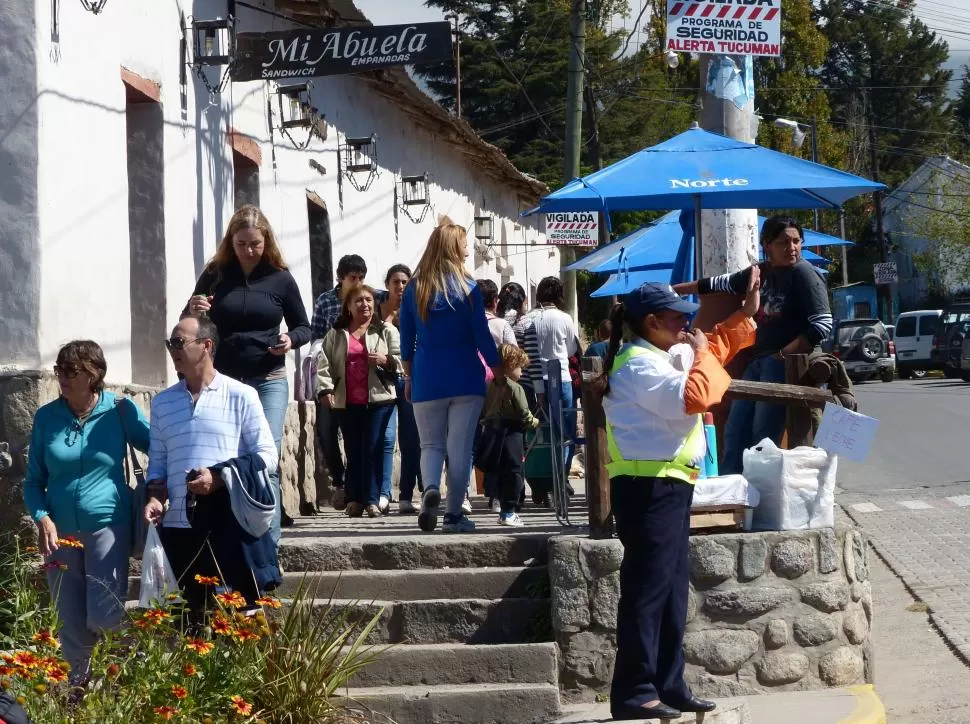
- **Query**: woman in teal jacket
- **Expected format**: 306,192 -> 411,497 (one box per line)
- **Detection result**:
23,340 -> 150,687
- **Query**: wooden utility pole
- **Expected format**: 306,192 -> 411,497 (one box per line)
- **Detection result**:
560,0 -> 586,323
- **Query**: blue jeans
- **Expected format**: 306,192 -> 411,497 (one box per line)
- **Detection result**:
721,355 -> 786,475
395,377 -> 423,502
381,407 -> 399,500
242,376 -> 288,546
412,395 -> 483,516
46,524 -> 129,684
339,403 -> 396,506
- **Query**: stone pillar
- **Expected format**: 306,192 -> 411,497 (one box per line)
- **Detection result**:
549,526 -> 872,703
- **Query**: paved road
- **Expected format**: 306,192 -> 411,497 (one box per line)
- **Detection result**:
835,377 -> 970,677
837,377 -> 970,493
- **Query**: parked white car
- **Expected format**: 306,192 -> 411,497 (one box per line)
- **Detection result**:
894,309 -> 942,379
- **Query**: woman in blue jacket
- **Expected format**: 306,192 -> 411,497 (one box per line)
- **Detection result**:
23,340 -> 150,687
399,221 -> 501,534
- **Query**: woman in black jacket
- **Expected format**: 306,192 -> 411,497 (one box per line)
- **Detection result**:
186,205 -> 312,543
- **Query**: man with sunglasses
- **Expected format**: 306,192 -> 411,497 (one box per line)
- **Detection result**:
144,316 -> 279,612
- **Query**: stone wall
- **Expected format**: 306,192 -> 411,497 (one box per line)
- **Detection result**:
0,371 -> 323,538
549,526 -> 872,704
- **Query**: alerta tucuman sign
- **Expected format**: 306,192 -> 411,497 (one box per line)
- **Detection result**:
665,0 -> 782,57
233,22 -> 454,82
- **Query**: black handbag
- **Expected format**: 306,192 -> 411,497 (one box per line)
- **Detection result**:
474,418 -> 506,474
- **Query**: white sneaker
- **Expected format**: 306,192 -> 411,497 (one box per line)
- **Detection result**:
461,496 -> 473,515
378,495 -> 390,514
398,500 -> 417,514
490,498 -> 501,514
499,512 -> 524,527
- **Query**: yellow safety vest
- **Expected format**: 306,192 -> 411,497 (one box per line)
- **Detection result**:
605,344 -> 705,484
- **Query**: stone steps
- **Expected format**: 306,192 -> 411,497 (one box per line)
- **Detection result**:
338,683 -> 562,724
275,508 -> 571,724
320,597 -> 551,645
128,565 -> 548,602
277,531 -> 551,571
346,642 -> 559,688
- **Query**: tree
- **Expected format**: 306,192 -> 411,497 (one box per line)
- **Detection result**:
818,0 -> 953,189
418,1 -> 695,190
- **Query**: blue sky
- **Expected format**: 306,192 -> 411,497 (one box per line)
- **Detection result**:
355,0 -> 968,95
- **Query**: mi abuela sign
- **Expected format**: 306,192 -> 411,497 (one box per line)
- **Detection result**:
233,22 -> 453,82
666,0 -> 782,57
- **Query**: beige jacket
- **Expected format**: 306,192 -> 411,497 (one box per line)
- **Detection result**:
315,323 -> 401,408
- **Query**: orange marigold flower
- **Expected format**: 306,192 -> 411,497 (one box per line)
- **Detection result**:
46,667 -> 67,684
211,616 -> 234,637
12,652 -> 39,670
133,618 -> 155,630
255,596 -> 281,609
31,630 -> 59,648
171,684 -> 188,700
24,546 -> 38,554
230,695 -> 252,716
57,536 -> 84,549
143,609 -> 174,624
106,663 -> 121,677
154,706 -> 177,720
185,638 -> 214,655
233,628 -> 260,643
183,664 -> 197,677
214,591 -> 247,609
194,574 -> 221,586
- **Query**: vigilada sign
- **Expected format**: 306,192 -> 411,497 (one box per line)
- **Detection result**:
233,22 -> 454,81
545,213 -> 599,248
666,0 -> 782,57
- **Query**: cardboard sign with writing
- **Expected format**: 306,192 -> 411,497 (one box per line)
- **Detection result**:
815,403 -> 879,463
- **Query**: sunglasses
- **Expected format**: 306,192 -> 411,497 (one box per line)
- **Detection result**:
53,365 -> 81,379
164,337 -> 206,352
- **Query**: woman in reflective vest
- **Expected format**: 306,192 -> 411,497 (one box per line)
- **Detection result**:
598,276 -> 759,721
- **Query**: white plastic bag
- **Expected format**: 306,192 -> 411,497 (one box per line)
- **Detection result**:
138,525 -> 180,608
742,438 -> 838,531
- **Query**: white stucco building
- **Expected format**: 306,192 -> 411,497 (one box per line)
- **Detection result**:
0,0 -> 557,387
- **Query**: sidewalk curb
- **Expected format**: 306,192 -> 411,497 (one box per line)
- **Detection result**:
840,685 -> 886,724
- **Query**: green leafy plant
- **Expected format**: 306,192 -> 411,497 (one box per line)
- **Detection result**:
0,535 -> 386,723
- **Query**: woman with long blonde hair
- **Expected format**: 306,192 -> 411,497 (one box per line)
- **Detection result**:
185,205 -> 311,543
399,222 -> 501,533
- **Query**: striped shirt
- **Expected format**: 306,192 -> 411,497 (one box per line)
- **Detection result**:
147,373 -> 277,529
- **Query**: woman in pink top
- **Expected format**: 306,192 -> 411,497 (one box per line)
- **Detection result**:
316,284 -> 401,518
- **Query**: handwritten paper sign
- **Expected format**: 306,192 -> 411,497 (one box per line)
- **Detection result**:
815,403 -> 879,463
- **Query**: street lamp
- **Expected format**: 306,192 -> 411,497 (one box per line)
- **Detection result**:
775,116 -> 819,231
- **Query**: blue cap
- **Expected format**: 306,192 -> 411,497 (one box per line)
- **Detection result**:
623,283 -> 699,317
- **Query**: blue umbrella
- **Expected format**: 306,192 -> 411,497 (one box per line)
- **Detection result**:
567,213 -> 848,276
534,125 -> 884,216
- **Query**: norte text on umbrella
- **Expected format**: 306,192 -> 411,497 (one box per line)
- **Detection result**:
669,177 -> 749,189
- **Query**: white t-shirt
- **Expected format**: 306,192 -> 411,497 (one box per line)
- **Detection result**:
486,313 -> 517,347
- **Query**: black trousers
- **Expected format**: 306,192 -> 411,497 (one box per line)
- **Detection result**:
610,475 -> 694,714
316,402 -> 345,488
160,524 -> 260,614
498,430 -> 525,514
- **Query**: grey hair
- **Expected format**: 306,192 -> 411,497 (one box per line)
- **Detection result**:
177,313 -> 220,354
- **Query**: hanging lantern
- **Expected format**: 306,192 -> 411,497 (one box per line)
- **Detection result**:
276,82 -> 326,149
474,215 -> 494,241
343,136 -> 378,173
400,174 -> 430,207
79,0 -> 110,13
189,17 -> 234,95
